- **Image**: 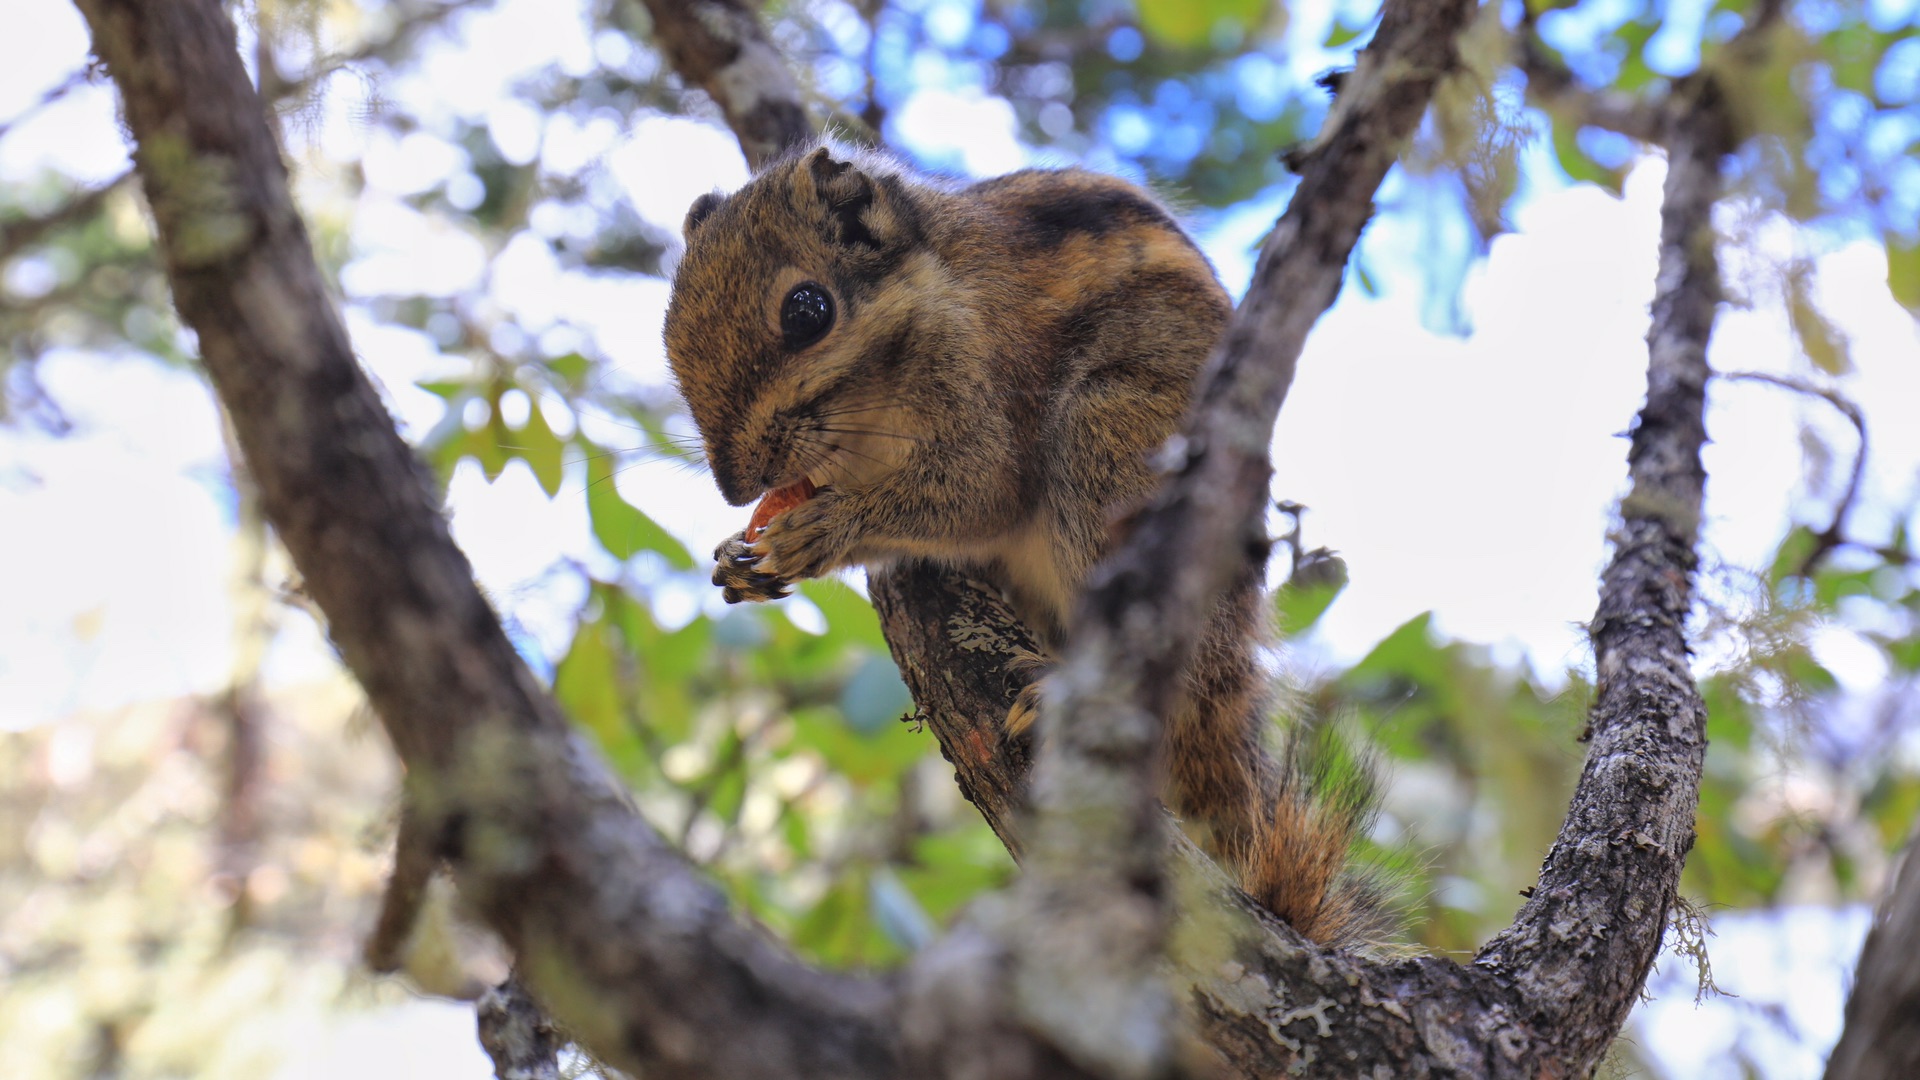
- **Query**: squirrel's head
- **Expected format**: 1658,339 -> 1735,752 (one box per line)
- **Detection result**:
665,144 -> 935,506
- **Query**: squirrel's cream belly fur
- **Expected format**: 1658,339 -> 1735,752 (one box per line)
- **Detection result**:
663,140 -> 1390,948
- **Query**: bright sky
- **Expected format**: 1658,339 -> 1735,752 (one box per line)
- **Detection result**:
2,0 -> 1914,1075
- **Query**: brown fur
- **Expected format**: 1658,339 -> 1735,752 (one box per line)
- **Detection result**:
664,141 -> 1388,949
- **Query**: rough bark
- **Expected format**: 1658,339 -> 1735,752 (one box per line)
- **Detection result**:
477,978 -> 564,1080
1826,836 -> 1920,1079
75,3 -> 898,1078
867,565 -> 1036,858
1470,75 -> 1727,1075
637,0 -> 811,168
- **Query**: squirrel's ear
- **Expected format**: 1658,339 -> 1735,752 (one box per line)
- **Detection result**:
683,192 -> 725,240
801,147 -> 892,249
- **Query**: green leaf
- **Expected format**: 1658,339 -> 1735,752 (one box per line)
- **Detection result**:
790,705 -> 926,786
1887,237 -> 1920,316
546,351 -> 591,384
1767,525 -> 1820,585
511,399 -> 565,496
606,591 -> 709,740
1782,649 -> 1838,693
1699,675 -> 1753,751
1864,774 -> 1920,847
1347,612 -> 1445,685
1550,123 -> 1624,193
469,425 -> 511,483
417,378 -> 477,401
1824,25 -> 1887,97
1884,634 -> 1920,673
1813,567 -> 1876,607
1275,577 -> 1344,637
1611,20 -> 1659,92
1353,258 -> 1381,298
1787,277 -> 1850,374
1323,17 -> 1370,48
800,580 -> 889,651
899,826 -> 1015,921
791,872 -> 863,960
585,449 -> 695,567
553,619 -> 647,774
1136,0 -> 1263,49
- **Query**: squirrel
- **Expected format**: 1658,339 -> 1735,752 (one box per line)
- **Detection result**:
663,141 -> 1391,949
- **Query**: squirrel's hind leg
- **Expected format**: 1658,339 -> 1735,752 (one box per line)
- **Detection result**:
1002,646 -> 1051,737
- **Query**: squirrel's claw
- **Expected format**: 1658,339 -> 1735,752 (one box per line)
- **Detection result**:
747,494 -> 851,583
711,531 -> 793,602
1003,664 -> 1050,740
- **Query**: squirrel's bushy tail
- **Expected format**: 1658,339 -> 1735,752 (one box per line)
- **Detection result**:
1170,583 -> 1399,951
1239,723 -> 1400,950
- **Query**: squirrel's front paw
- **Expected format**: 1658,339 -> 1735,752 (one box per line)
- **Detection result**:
712,532 -> 791,603
749,493 -> 852,583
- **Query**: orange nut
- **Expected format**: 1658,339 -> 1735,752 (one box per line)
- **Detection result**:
745,478 -> 817,541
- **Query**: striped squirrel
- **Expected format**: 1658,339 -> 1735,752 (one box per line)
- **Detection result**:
663,142 -> 1389,947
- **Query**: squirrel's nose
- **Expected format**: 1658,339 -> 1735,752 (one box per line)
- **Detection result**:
708,451 -> 759,507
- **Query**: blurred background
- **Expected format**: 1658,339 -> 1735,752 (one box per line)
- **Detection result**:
2,0 -> 1917,1075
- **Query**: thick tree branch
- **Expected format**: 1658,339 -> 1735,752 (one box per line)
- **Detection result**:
990,1 -> 1482,1073
868,566 -> 1035,858
637,0 -> 811,168
1473,73 -> 1730,1072
1826,835 -> 1920,1079
74,2 -> 899,1077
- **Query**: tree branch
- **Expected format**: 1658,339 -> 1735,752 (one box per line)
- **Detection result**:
989,0 -> 1483,1072
636,0 -> 811,168
1514,31 -> 1664,144
73,2 -> 900,1077
0,172 -> 131,264
867,565 -> 1035,859
476,977 -> 565,1080
363,790 -> 441,974
0,65 -> 96,143
1825,834 -> 1920,1079
1722,370 -> 1869,576
1473,68 -> 1730,1073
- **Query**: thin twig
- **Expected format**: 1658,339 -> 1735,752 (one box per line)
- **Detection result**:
1723,370 -> 1869,575
1512,24 -> 1663,144
364,794 -> 442,974
0,172 -> 133,263
0,66 -> 97,143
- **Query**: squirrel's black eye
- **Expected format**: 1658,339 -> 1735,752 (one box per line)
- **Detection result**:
780,282 -> 835,350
